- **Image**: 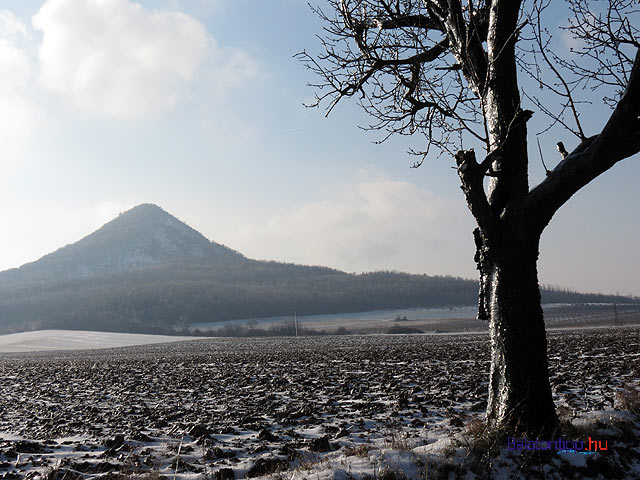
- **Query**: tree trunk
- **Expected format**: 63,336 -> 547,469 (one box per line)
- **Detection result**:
480,224 -> 558,436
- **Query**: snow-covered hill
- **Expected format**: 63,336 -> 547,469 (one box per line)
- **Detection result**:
8,203 -> 244,278
0,204 -> 632,335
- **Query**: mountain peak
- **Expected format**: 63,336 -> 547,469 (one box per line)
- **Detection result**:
123,203 -> 167,215
17,203 -> 244,278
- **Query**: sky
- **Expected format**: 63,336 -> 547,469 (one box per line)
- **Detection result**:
0,0 -> 639,297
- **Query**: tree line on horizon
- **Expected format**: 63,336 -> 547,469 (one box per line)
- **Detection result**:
0,259 -> 634,335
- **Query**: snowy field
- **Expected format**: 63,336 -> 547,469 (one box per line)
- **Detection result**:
191,305 -> 480,332
0,329 -> 638,479
193,303 -> 640,334
0,330 -> 200,353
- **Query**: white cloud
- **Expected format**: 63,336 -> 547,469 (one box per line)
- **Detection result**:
218,49 -> 259,86
224,180 -> 477,277
0,11 -> 41,167
0,1 -> 260,164
32,0 -> 214,117
559,29 -> 584,54
0,10 -> 28,37
0,199 -> 135,271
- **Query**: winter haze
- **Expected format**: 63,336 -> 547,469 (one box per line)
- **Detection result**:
1,0 -> 639,295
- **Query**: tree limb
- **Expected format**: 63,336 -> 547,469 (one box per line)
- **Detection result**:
527,48 -> 640,230
455,149 -> 497,234
374,14 -> 444,31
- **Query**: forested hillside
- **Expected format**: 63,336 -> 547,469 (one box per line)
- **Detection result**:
0,204 -> 633,334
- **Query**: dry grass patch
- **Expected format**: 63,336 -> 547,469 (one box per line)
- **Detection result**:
617,382 -> 640,415
343,444 -> 372,457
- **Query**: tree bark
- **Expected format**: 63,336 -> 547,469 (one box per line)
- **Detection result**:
477,219 -> 558,436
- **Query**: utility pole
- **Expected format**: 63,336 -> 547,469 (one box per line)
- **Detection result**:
294,310 -> 298,337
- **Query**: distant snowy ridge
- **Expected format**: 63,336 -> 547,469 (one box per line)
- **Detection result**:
9,203 -> 245,278
0,329 -> 200,353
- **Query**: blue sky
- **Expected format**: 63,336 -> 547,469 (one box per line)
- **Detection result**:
1,0 -> 639,296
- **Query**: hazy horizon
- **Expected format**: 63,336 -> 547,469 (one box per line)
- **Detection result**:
1,1 -> 639,296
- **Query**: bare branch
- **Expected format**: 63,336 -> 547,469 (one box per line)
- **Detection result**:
528,48 -> 640,230
301,0 -> 639,230
556,0 -> 640,107
529,0 -> 586,140
297,0 -> 489,158
374,13 -> 443,31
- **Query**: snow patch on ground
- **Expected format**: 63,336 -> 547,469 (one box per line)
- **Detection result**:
279,409 -> 640,480
0,330 -> 199,353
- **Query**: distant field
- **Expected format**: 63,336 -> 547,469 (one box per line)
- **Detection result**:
1,301 -> 638,355
191,305 -> 479,333
193,303 -> 640,335
0,330 -> 200,353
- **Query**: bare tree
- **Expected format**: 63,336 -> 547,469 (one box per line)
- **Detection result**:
298,0 -> 640,436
